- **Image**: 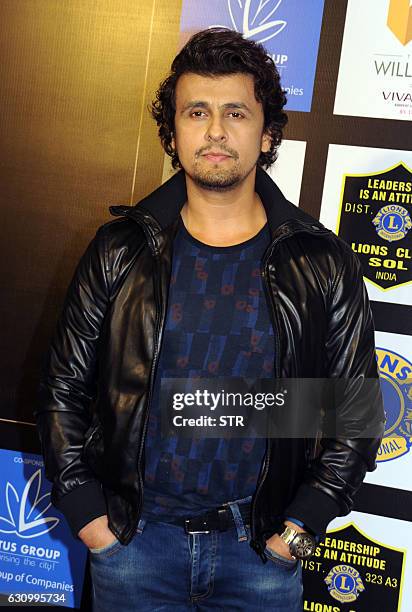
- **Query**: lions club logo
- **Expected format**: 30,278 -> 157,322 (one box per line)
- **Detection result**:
376,347 -> 412,462
373,204 -> 412,242
325,564 -> 365,603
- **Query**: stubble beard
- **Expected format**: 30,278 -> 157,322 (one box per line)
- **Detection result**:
188,156 -> 254,192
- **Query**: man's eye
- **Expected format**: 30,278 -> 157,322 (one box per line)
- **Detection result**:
229,112 -> 243,118
191,111 -> 205,117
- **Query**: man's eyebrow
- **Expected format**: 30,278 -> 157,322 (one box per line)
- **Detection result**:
220,102 -> 252,113
181,100 -> 209,114
180,101 -> 253,114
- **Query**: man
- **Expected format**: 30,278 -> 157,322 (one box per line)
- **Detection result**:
35,27 -> 385,611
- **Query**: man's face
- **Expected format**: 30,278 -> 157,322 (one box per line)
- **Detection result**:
171,72 -> 271,191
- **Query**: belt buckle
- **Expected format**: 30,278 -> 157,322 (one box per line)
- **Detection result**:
184,518 -> 211,534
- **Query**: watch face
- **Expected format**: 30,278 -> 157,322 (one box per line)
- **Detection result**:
290,533 -> 316,559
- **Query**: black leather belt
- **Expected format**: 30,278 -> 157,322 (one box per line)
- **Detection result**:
173,503 -> 251,534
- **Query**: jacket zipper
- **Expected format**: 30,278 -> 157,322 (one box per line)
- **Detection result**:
248,224 -> 329,559
248,238 -> 280,561
117,209 -> 168,542
134,257 -> 165,534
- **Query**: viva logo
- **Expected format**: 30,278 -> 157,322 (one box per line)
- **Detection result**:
376,347 -> 412,462
0,469 -> 59,538
210,0 -> 287,43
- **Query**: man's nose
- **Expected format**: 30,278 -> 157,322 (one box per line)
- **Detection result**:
205,115 -> 227,142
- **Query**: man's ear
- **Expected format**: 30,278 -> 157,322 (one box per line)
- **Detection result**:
261,130 -> 272,153
171,133 -> 175,150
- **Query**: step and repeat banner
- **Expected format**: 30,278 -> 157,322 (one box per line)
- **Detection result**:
0,0 -> 410,609
164,1 -> 412,611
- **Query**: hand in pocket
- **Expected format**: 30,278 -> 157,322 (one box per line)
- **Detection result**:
78,515 -> 117,550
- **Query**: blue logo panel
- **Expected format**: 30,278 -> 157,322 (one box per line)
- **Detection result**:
179,0 -> 325,112
376,348 -> 412,463
0,449 -> 87,608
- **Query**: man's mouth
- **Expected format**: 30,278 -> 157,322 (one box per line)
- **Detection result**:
202,153 -> 232,162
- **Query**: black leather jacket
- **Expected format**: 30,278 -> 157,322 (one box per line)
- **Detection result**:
34,167 -> 386,562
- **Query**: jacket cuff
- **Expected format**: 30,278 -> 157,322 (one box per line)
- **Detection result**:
54,481 -> 107,540
283,482 -> 342,536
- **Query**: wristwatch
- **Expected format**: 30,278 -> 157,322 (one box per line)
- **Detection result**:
276,524 -> 317,560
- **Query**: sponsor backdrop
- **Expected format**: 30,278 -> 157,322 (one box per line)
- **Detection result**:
0,450 -> 87,608
334,0 -> 412,121
304,511 -> 411,611
178,0 -> 325,112
0,0 -> 410,610
320,144 -> 412,306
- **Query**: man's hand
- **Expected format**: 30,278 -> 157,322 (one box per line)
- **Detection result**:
78,515 -> 118,550
265,519 -> 305,560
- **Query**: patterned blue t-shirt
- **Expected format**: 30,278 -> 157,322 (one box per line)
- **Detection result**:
141,214 -> 275,521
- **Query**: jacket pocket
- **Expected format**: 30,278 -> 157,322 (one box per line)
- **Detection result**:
82,421 -> 104,479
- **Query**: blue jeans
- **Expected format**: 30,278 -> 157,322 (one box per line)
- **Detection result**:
89,495 -> 303,611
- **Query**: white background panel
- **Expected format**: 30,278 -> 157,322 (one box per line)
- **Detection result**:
334,0 -> 412,121
265,139 -> 306,206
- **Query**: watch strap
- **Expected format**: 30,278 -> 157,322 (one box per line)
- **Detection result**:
278,525 -> 298,545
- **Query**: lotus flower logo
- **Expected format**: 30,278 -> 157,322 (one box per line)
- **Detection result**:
0,469 -> 59,538
210,0 -> 287,43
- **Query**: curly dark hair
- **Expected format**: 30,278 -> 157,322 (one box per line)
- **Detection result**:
149,27 -> 288,170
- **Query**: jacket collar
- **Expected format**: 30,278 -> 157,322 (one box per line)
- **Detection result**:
130,166 -> 327,242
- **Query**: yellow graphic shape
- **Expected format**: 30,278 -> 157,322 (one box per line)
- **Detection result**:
387,0 -> 412,45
